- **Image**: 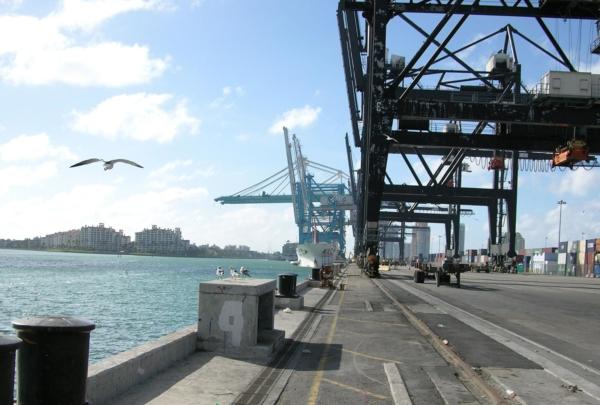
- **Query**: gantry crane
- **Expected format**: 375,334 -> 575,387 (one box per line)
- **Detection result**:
338,0 -> 600,276
215,128 -> 353,256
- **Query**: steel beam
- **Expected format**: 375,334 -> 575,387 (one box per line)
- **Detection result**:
383,184 -> 512,205
343,1 -> 600,19
380,212 -> 458,223
361,0 -> 391,258
388,130 -> 600,153
393,96 -> 600,127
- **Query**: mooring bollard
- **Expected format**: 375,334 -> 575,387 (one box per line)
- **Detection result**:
277,273 -> 298,297
12,316 -> 95,405
0,335 -> 21,405
311,267 -> 321,281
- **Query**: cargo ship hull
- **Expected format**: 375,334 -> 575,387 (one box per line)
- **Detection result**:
296,243 -> 338,268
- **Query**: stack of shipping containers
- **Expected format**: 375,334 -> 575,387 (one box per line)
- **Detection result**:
584,239 -> 595,277
596,239 -> 600,277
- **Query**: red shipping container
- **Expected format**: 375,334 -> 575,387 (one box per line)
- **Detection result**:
586,252 -> 595,275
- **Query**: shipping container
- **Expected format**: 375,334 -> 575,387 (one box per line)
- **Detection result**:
559,241 -> 568,253
586,252 -> 595,275
578,240 -> 586,276
586,239 -> 596,252
539,71 -> 592,98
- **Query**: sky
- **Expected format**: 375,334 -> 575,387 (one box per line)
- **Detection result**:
0,0 -> 599,254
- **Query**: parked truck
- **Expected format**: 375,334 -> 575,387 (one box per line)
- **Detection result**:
413,256 -> 470,287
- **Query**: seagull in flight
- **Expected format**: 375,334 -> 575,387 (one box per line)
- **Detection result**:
70,158 -> 143,171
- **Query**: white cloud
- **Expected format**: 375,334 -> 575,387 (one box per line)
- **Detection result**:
0,161 -> 58,195
194,206 -> 297,250
0,184 -> 208,239
556,169 -> 600,197
0,0 -> 22,9
0,0 -> 168,86
0,133 -> 76,162
269,105 -> 321,134
49,0 -> 167,31
209,85 -> 244,109
148,159 -> 215,188
71,93 -> 200,143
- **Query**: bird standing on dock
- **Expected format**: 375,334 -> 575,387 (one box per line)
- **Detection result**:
70,158 -> 143,171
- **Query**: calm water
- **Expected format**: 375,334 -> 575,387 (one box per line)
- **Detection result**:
0,249 -> 308,362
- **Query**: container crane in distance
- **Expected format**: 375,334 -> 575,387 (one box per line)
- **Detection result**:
215,127 -> 353,257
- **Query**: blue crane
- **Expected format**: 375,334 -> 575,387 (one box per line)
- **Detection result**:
215,127 -> 352,255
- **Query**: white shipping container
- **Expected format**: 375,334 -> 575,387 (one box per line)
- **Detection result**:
592,74 -> 600,98
539,71 -> 592,98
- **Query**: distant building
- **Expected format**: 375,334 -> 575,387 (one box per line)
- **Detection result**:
80,223 -> 130,252
41,229 -> 80,249
411,222 -> 430,260
459,223 -> 465,256
282,241 -> 298,261
501,232 -> 525,254
38,224 -> 130,252
135,225 -> 189,255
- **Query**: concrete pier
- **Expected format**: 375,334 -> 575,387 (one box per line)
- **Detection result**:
91,265 -> 600,404
197,278 -> 284,357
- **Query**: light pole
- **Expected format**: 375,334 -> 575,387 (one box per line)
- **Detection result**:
438,235 -> 441,258
544,236 -> 548,248
557,200 -> 566,275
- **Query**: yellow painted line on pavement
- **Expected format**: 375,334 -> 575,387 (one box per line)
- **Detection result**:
322,377 -> 388,400
337,316 -> 407,327
342,348 -> 403,364
307,288 -> 346,405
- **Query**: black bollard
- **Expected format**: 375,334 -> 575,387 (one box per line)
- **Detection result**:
277,273 -> 298,297
311,267 -> 321,281
0,335 -> 21,405
12,316 -> 95,405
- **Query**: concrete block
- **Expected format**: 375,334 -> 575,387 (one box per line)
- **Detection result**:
275,295 -> 304,310
86,325 -> 197,405
197,278 -> 283,357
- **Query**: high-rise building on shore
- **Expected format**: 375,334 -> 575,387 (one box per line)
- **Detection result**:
410,222 -> 430,260
135,225 -> 190,255
40,223 -> 130,252
80,223 -> 130,252
459,223 -> 465,256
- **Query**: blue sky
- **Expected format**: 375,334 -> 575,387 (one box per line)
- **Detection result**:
0,0 -> 598,253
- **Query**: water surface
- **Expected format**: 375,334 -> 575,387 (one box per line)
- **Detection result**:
0,249 -> 307,362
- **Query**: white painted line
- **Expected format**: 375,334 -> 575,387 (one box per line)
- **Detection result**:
364,300 -> 374,312
391,279 -> 600,401
383,362 -> 413,405
423,366 -> 479,405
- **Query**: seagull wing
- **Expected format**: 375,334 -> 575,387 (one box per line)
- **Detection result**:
108,159 -> 144,168
70,158 -> 103,168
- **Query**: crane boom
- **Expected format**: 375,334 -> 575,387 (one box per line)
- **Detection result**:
283,127 -> 300,224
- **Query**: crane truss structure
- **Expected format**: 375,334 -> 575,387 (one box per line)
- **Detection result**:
338,0 -> 600,274
215,128 -> 352,256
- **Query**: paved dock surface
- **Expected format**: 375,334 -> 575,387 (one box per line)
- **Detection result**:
108,265 -> 600,404
378,267 -> 600,405
272,265 -> 478,405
